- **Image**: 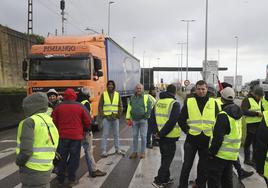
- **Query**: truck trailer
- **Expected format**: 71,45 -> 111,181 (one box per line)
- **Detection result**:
22,35 -> 140,130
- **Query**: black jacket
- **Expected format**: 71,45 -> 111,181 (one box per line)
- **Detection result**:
256,119 -> 268,175
209,102 -> 243,157
150,91 -> 182,142
178,94 -> 219,148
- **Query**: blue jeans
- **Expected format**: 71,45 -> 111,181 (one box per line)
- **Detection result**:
132,119 -> 148,153
57,139 -> 81,183
82,132 -> 96,175
101,118 -> 120,153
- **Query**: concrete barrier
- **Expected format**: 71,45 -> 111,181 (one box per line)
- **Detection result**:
0,93 -> 26,130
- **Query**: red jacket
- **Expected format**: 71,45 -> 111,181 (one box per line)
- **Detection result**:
52,88 -> 90,140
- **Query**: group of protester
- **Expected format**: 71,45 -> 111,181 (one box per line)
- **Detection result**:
15,78 -> 268,188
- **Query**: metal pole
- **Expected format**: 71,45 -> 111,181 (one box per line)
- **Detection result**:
181,20 -> 195,81
60,0 -> 65,35
132,36 -> 136,55
180,43 -> 184,90
108,1 -> 114,36
234,36 -> 239,94
204,0 -> 208,81
157,58 -> 160,85
148,57 -> 151,87
142,51 -> 145,87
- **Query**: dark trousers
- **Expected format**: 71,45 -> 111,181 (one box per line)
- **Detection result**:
146,119 -> 156,145
155,140 -> 176,183
207,157 -> 233,188
179,141 -> 208,188
233,157 -> 243,176
264,177 -> 268,186
57,139 -> 81,183
244,131 -> 257,161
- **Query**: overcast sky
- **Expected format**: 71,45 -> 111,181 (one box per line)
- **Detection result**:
1,0 -> 268,84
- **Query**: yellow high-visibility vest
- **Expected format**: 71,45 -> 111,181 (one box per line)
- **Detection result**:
262,111 -> 268,178
215,97 -> 223,112
215,111 -> 242,161
81,99 -> 93,117
262,98 -> 268,111
187,97 -> 216,137
155,98 -> 181,138
16,113 -> 59,171
103,91 -> 119,115
245,97 -> 262,124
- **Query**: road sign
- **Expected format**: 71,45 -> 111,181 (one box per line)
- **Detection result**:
184,79 -> 190,86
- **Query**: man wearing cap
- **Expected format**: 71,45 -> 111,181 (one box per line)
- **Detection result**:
52,88 -> 91,186
241,86 -> 264,166
208,87 -> 243,188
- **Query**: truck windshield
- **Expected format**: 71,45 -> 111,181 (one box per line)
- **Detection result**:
29,58 -> 91,80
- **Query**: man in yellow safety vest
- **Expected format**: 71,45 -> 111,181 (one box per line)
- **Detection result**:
16,92 -> 59,187
208,87 -> 242,188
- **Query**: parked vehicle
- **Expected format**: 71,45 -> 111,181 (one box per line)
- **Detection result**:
22,35 -> 140,130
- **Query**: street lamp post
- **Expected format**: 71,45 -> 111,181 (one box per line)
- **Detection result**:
108,1 -> 114,36
177,42 -> 186,90
157,58 -> 160,85
234,36 -> 239,94
142,51 -> 145,87
181,19 -> 195,81
132,36 -> 136,55
204,0 -> 208,81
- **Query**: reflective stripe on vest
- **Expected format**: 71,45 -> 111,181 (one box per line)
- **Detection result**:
187,97 -> 215,137
16,113 -> 59,171
245,97 -> 262,124
103,91 -> 119,115
263,111 -> 268,178
262,98 -> 268,111
155,98 -> 181,138
215,111 -> 242,161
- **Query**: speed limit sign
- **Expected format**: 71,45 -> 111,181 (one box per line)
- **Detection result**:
184,79 -> 190,86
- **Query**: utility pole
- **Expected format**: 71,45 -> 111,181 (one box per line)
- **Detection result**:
60,0 -> 65,35
27,0 -> 33,35
204,0 -> 209,81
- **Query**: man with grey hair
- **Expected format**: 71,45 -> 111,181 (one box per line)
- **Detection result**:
16,92 -> 59,188
126,83 -> 153,159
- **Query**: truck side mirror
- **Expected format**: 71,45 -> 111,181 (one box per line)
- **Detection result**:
97,71 -> 103,77
23,72 -> 28,81
22,60 -> 28,72
94,58 -> 102,70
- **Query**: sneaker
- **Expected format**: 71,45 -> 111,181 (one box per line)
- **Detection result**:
67,180 -> 79,187
152,142 -> 159,147
152,180 -> 164,188
116,150 -> 126,156
101,152 -> 108,158
129,152 -> 138,159
91,169 -> 107,177
140,152 -> 145,159
146,144 -> 153,149
239,169 -> 254,180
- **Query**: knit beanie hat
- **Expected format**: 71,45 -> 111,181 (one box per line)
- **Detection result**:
220,87 -> 235,101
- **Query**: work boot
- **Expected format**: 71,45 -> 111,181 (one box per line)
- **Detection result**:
91,169 -> 107,177
239,169 -> 254,180
116,150 -> 126,156
101,152 -> 108,158
152,141 -> 159,147
146,144 -> 153,149
140,152 -> 145,159
129,152 -> 138,159
152,180 -> 164,188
